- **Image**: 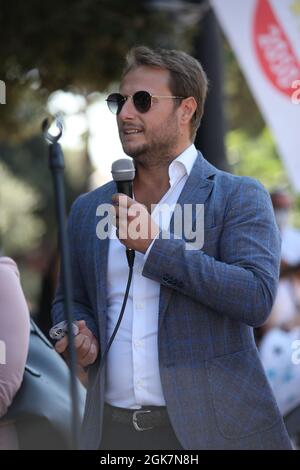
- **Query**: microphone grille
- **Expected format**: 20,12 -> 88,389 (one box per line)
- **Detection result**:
111,158 -> 135,181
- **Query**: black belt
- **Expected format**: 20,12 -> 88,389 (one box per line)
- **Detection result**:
104,403 -> 170,432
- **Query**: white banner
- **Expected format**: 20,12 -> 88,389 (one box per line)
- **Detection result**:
212,0 -> 300,192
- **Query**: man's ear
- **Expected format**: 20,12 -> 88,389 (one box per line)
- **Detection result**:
180,97 -> 197,127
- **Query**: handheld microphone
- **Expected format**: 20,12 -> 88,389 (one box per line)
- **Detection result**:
111,158 -> 136,267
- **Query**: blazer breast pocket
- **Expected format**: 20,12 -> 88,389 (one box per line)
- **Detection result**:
206,348 -> 281,439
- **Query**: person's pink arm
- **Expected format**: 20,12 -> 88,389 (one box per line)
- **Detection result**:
0,257 -> 30,417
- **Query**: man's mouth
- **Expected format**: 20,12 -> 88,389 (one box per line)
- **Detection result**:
123,129 -> 143,135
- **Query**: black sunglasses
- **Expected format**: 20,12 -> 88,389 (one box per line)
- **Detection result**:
106,90 -> 185,115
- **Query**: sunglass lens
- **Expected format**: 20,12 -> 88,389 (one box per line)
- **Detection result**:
106,93 -> 124,115
133,91 -> 151,113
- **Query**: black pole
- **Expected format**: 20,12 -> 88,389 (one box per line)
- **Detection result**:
48,141 -> 80,450
193,4 -> 229,171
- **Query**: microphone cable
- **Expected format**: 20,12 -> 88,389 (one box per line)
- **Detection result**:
98,252 -> 135,375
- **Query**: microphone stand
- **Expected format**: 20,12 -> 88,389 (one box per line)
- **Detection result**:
42,118 -> 80,450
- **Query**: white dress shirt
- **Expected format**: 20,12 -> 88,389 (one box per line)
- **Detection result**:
105,144 -> 198,409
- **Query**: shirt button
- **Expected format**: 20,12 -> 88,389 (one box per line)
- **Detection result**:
135,302 -> 144,310
134,339 -> 142,348
135,265 -> 143,275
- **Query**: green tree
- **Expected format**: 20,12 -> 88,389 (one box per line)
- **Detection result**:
0,161 -> 44,254
227,127 -> 300,227
0,0 -> 189,141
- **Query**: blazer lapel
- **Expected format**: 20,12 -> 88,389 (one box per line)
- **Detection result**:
158,152 -> 216,329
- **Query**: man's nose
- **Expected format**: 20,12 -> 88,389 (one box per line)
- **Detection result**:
118,96 -> 136,120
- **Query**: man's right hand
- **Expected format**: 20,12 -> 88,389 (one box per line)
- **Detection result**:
54,320 -> 99,367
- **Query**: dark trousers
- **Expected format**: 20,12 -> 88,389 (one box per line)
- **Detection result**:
99,410 -> 183,450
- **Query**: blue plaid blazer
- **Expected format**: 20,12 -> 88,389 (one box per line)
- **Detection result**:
52,152 -> 292,449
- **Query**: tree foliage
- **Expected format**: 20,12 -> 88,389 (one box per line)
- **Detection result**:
0,0 -> 188,141
227,127 -> 300,226
0,161 -> 45,254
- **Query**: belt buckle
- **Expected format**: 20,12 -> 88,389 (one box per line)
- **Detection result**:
132,410 -> 153,432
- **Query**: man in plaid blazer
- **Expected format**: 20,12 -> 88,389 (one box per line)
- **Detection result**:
52,46 -> 292,450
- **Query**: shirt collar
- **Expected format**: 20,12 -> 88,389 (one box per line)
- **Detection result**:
168,144 -> 198,187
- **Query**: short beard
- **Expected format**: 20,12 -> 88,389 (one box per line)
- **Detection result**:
130,140 -> 175,168
122,118 -> 179,169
